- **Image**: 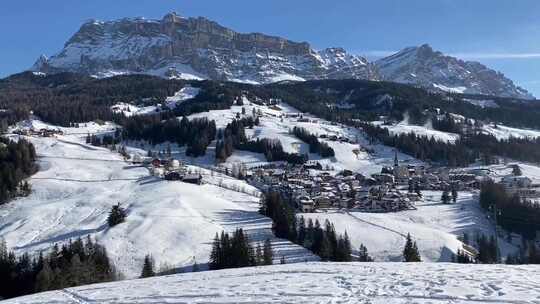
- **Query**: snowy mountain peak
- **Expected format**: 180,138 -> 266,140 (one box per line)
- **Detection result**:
376,44 -> 534,99
30,14 -> 379,83
162,11 -> 183,23
31,54 -> 49,71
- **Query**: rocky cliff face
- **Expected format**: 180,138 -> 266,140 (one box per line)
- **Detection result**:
375,44 -> 533,99
32,12 -> 379,83
31,14 -> 533,99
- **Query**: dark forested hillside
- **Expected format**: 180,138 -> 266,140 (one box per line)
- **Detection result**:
2,72 -> 540,166
2,72 -> 539,129
0,137 -> 37,204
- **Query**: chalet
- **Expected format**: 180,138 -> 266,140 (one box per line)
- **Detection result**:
501,176 -> 532,192
298,196 -> 315,213
164,171 -> 182,181
151,158 -> 161,167
304,161 -> 322,170
150,166 -> 164,177
132,154 -> 144,164
314,195 -> 332,209
169,159 -> 181,169
183,174 -> 202,185
372,173 -> 394,184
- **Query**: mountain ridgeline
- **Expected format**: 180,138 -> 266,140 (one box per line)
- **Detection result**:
30,12 -> 533,99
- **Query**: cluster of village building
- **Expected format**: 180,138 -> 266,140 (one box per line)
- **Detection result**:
244,152 -> 504,213
131,155 -> 202,185
13,128 -> 64,137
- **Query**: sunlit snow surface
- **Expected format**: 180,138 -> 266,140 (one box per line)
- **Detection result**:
4,262 -> 539,303
0,120 -> 318,278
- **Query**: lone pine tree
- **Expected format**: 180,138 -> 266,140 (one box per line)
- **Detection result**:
403,233 -> 422,262
107,203 -> 127,227
140,254 -> 155,278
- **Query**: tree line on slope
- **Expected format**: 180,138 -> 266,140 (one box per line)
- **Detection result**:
291,126 -> 335,158
479,181 -> 540,240
0,237 -> 117,300
0,137 -> 37,204
260,192 -> 374,262
215,118 -> 307,164
121,115 -> 216,157
209,229 -> 275,270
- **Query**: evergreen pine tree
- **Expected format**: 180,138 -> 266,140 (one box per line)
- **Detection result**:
358,244 -> 373,262
140,254 -> 155,278
451,187 -> 458,203
263,238 -> 273,265
107,203 -> 127,227
35,261 -> 53,292
255,243 -> 263,266
441,190 -> 451,204
209,233 -> 221,270
403,233 -> 421,262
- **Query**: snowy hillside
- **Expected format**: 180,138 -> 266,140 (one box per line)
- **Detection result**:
300,190 -> 519,263
482,123 -> 540,140
372,121 -> 460,143
0,120 -> 318,278
111,86 -> 201,116
5,262 -> 539,303
187,98 -> 418,174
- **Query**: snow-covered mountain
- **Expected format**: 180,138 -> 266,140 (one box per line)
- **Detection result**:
31,12 -> 379,83
5,262 -> 539,303
376,44 -> 534,99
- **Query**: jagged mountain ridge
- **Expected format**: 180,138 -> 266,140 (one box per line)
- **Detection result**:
32,12 -> 379,83
31,13 -> 533,99
375,44 -> 533,99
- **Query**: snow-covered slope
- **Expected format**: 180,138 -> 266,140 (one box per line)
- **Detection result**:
31,12 -> 379,83
110,86 -> 201,116
372,120 -> 460,143
188,99 -> 417,174
482,123 -> 540,140
300,190 -> 519,263
5,262 -> 539,304
376,44 -> 534,99
0,120 -> 318,278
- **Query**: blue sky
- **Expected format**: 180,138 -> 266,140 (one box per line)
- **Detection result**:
1,0 -> 540,96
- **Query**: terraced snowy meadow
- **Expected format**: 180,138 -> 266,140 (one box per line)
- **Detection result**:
0,121 -> 317,278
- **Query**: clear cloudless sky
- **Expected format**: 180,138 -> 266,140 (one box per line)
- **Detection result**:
1,0 -> 540,96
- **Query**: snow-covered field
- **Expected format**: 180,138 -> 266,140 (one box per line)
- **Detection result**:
372,121 -> 460,143
111,86 -> 201,116
0,121 -> 317,278
5,262 -> 539,304
188,99 -> 418,174
482,124 -> 540,140
300,190 -> 517,262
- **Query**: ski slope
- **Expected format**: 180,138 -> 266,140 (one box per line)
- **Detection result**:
482,124 -> 540,140
188,98 -> 419,174
5,262 -> 539,304
111,86 -> 201,116
0,121 -> 318,279
300,190 -> 518,262
372,121 -> 460,143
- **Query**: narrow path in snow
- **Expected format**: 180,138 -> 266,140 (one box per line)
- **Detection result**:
346,211 -> 408,239
31,177 -> 141,182
37,155 -> 127,162
60,289 -> 92,304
